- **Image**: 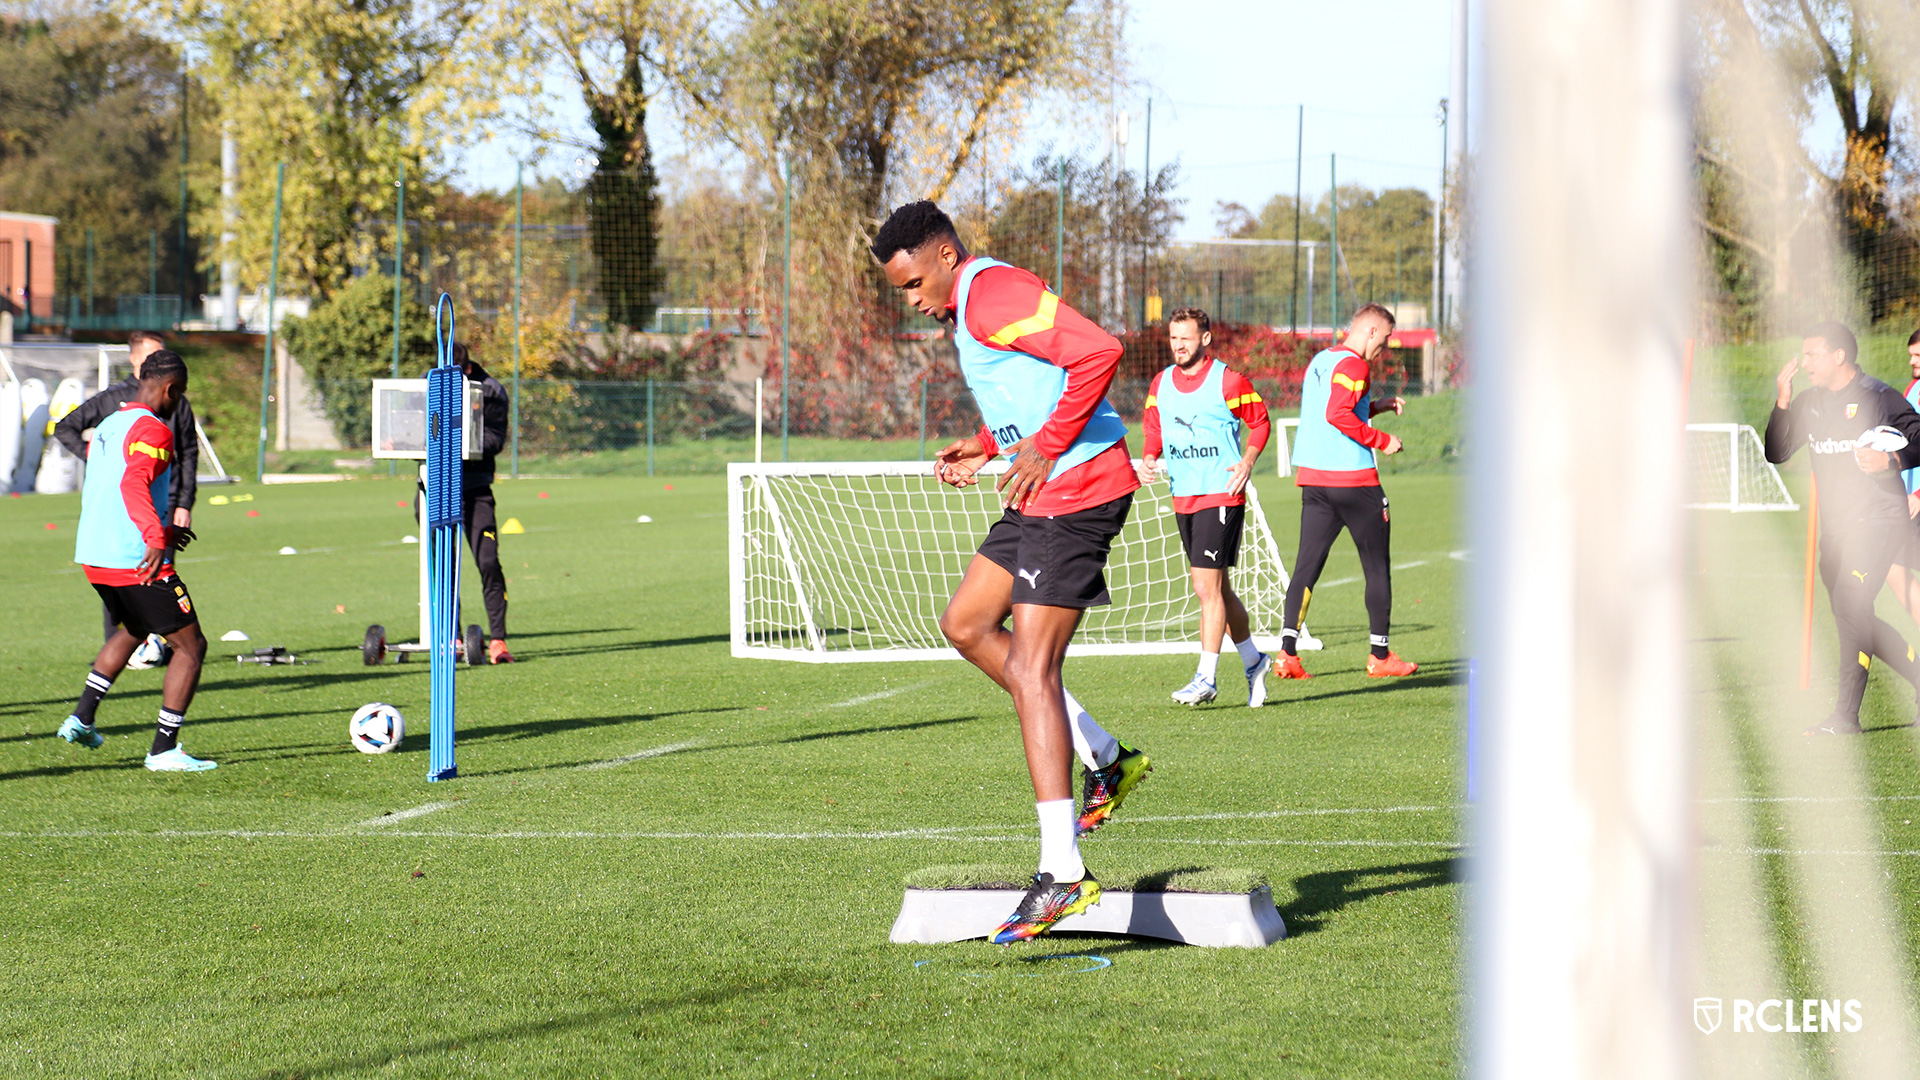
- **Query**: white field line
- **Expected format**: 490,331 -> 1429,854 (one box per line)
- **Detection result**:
0,828 -> 1461,848
354,802 -> 456,828
827,680 -> 935,708
1393,560 -> 1429,570
1122,805 -> 1457,825
1703,794 -> 1920,804
1319,576 -> 1362,588
575,740 -> 702,771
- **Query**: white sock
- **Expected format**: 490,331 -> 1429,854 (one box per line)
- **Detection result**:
1196,651 -> 1220,681
1036,798 -> 1085,881
1062,686 -> 1118,770
1234,636 -> 1263,666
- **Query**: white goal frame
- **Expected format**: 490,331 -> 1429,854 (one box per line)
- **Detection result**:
728,460 -> 1308,663
1684,422 -> 1797,512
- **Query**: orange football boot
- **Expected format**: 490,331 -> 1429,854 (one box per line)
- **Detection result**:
488,639 -> 515,664
1366,652 -> 1418,677
1275,654 -> 1311,679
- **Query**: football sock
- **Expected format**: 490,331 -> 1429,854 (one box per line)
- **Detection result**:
1062,687 -> 1119,770
1281,628 -> 1299,657
1370,635 -> 1391,661
150,708 -> 185,755
74,670 -> 113,725
1234,636 -> 1263,667
1196,651 -> 1220,681
1036,798 -> 1085,882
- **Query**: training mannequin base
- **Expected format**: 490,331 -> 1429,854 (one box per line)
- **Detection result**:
889,886 -> 1287,948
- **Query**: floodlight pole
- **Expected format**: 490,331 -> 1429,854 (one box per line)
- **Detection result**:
1471,0 -> 1692,1073
1291,105 -> 1304,335
512,163 -> 523,480
255,162 -> 283,483
781,153 -> 792,463
1328,154 -> 1339,334
391,164 -> 406,479
1056,157 -> 1066,297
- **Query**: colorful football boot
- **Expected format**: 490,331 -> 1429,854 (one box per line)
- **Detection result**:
1366,652 -> 1419,678
57,716 -> 104,749
1077,742 -> 1150,835
991,872 -> 1102,945
1275,653 -> 1311,680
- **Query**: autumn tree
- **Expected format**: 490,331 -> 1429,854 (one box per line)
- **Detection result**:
0,8 -> 208,315
138,0 -> 499,299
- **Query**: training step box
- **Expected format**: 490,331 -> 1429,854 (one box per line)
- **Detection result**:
890,882 -> 1287,948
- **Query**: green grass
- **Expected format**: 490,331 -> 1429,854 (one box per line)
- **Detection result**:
0,471 -> 1465,1077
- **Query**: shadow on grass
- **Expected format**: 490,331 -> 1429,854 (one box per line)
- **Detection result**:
1277,857 -> 1460,937
1271,657 -> 1468,704
243,979 -> 783,1080
473,715 -> 982,777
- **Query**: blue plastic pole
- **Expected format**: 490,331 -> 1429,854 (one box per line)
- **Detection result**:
426,294 -> 463,782
646,378 -> 655,476
511,163 -> 523,480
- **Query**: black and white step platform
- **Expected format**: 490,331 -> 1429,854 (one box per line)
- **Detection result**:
889,868 -> 1287,948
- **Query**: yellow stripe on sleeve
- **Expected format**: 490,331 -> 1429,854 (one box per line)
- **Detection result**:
129,440 -> 170,462
1224,392 -> 1264,409
1144,394 -> 1157,409
1331,372 -> 1367,393
986,291 -> 1060,346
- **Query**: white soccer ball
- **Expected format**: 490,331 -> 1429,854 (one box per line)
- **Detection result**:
349,703 -> 405,754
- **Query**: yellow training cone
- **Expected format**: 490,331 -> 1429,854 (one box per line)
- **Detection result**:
500,518 -> 525,534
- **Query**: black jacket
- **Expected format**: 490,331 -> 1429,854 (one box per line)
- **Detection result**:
1765,370 -> 1920,528
53,377 -> 200,512
463,361 -> 509,488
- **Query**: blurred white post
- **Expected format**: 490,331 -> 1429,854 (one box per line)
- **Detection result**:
755,377 -> 764,464
219,124 -> 239,332
1472,0 -> 1692,1077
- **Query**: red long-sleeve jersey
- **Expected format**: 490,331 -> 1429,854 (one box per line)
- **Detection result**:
953,261 -> 1138,516
84,412 -> 173,586
1142,358 -> 1272,513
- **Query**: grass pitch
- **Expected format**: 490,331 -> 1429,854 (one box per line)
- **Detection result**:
0,471 -> 1464,1078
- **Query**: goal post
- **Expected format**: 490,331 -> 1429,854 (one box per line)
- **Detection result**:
728,460 -> 1314,663
1683,422 -> 1797,511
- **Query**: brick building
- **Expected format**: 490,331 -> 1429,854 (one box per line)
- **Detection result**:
0,211 -> 57,327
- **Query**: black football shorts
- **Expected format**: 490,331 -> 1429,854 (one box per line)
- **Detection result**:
977,494 -> 1134,609
1176,503 -> 1246,569
94,573 -> 198,639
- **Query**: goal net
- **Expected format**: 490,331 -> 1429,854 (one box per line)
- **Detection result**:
1683,423 -> 1797,511
729,460 -> 1309,662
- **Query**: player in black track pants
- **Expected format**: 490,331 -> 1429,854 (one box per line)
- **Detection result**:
1765,321 -> 1920,734
1284,485 -> 1393,654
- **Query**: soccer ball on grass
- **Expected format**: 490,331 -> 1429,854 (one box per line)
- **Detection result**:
349,703 -> 405,754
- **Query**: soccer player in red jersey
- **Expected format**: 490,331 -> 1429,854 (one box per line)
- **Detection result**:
1278,303 -> 1416,679
873,201 -> 1149,943
54,351 -> 215,770
1138,308 -> 1274,705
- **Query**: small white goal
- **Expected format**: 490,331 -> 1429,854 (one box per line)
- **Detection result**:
1684,423 -> 1797,511
728,460 -> 1309,662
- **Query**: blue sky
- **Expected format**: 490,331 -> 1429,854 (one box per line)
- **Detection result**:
451,2 -> 1460,241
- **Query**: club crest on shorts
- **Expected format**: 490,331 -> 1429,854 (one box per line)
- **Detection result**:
1694,997 -> 1722,1034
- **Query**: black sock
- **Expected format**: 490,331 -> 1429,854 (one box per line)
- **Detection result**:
74,670 -> 113,725
1281,629 -> 1299,657
1370,635 -> 1391,660
150,708 -> 185,755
